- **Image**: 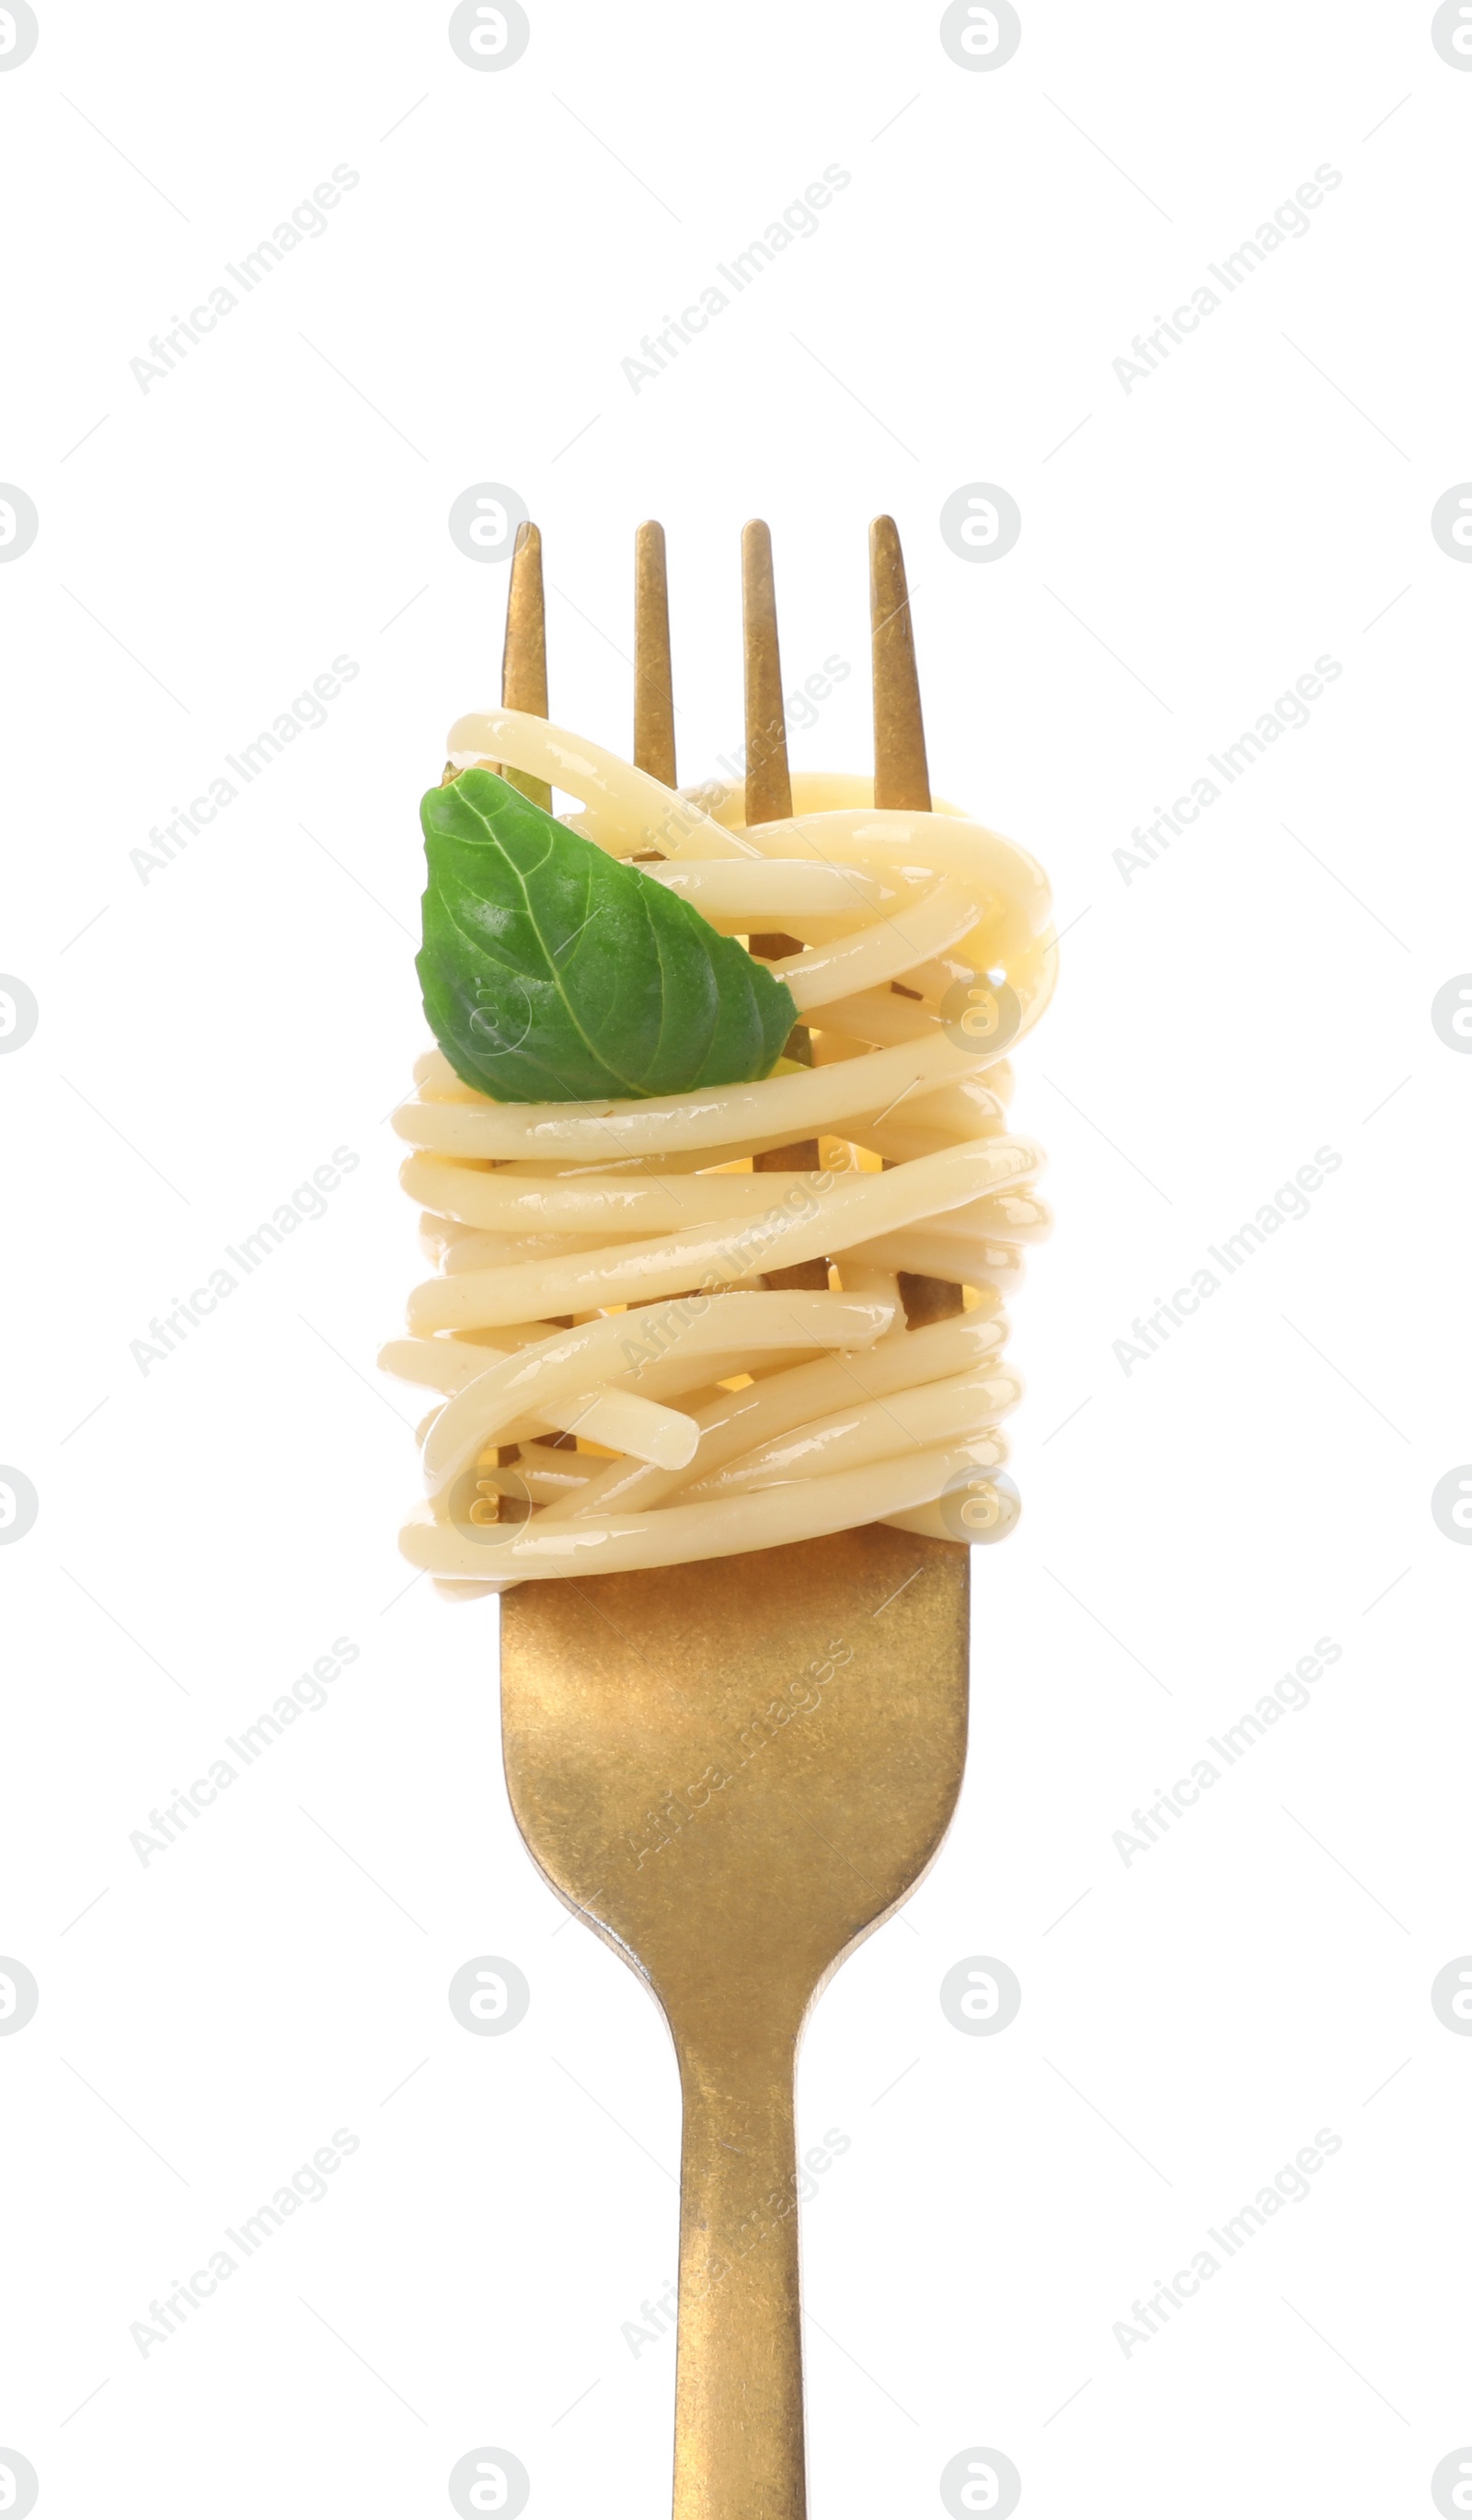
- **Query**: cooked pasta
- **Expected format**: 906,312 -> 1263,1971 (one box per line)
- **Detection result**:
383,707 -> 1054,1590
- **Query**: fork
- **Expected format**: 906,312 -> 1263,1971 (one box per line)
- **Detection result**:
496,517 -> 970,2518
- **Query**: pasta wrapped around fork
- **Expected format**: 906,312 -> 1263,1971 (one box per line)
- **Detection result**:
384,707 -> 1053,1588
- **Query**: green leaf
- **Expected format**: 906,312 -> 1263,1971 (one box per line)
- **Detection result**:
418,767 -> 799,1104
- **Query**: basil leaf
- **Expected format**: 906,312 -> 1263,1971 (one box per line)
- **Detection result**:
418,768 -> 799,1104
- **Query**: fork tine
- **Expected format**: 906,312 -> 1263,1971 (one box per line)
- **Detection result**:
500,520 -> 551,810
743,519 -> 798,962
741,519 -> 793,828
634,521 -> 677,785
869,513 -> 931,812
870,517 -> 961,1330
742,521 -> 828,1286
499,524 -> 562,1391
502,520 -> 547,713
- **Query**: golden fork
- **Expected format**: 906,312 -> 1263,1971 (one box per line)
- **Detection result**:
495,517 -> 969,2518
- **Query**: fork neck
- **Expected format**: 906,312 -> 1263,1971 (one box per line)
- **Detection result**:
673,2028 -> 807,2519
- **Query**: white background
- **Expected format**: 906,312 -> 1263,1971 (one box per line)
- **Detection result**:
3,2 -> 1471,2513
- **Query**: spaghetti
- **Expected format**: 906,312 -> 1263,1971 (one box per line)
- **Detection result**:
383,708 -> 1054,1589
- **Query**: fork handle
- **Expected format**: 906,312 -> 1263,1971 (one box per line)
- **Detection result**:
673,2033 -> 806,2517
